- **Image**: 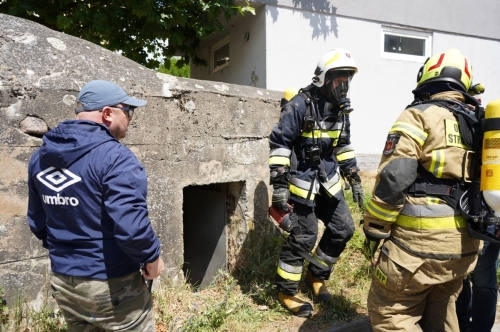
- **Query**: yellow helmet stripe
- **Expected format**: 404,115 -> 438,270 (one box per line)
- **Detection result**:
323,51 -> 340,66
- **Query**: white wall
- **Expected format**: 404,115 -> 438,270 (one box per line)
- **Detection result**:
264,5 -> 500,157
192,2 -> 500,166
265,6 -> 420,155
190,6 -> 267,88
251,0 -> 500,40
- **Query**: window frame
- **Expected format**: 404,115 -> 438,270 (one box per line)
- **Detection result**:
211,36 -> 230,73
380,26 -> 432,62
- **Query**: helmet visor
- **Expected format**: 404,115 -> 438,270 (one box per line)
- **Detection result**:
329,73 -> 351,102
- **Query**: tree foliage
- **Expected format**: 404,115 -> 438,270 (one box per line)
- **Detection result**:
0,0 -> 254,69
159,57 -> 190,78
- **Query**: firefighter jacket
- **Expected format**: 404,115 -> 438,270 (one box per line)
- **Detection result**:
364,91 -> 481,258
269,88 -> 358,206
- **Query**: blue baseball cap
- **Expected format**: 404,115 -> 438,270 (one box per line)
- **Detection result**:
75,80 -> 147,113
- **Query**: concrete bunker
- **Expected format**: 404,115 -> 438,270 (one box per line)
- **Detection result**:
0,14 -> 280,306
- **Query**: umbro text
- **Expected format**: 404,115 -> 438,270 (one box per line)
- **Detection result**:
42,194 -> 79,206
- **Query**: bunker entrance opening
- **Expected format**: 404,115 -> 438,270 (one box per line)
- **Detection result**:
182,183 -> 228,289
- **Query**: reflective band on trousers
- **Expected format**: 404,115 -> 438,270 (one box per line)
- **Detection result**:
367,201 -> 398,222
314,247 -> 338,267
395,215 -> 467,229
277,260 -> 303,281
400,203 -> 461,218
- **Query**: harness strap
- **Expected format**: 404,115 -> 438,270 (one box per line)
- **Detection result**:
407,164 -> 466,209
408,179 -> 456,197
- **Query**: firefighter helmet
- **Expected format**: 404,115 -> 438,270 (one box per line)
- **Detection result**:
416,48 -> 473,92
312,49 -> 358,88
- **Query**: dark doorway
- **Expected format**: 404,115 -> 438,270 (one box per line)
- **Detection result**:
182,183 -> 227,289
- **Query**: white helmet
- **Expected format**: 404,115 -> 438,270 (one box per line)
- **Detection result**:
312,49 -> 357,88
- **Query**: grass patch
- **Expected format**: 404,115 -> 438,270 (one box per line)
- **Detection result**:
1,291 -> 67,332
4,174 -> 376,331
152,175 -> 376,331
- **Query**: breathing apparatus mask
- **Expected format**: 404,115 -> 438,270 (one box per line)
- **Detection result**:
321,70 -> 353,115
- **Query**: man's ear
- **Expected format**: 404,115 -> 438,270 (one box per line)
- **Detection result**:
101,106 -> 113,122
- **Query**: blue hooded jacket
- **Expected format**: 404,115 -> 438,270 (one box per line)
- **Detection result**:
27,120 -> 161,279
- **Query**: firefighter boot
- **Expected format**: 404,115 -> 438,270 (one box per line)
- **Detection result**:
305,271 -> 332,304
277,292 -> 313,317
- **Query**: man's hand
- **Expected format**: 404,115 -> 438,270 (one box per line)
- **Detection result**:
143,256 -> 165,280
272,188 -> 291,212
362,238 -> 381,267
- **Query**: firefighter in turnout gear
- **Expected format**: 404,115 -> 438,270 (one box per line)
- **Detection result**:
363,49 -> 482,331
269,49 -> 362,316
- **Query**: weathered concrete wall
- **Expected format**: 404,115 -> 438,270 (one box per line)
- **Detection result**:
0,14 -> 282,307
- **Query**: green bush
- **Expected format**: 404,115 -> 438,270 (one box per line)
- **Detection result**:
158,57 -> 190,78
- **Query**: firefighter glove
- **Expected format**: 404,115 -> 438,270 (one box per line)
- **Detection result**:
272,188 -> 291,212
270,166 -> 289,189
343,167 -> 364,208
362,237 -> 381,264
351,182 -> 364,208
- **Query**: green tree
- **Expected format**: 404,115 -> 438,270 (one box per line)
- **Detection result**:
0,0 -> 254,69
159,57 -> 190,78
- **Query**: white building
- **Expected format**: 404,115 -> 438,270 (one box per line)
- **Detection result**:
191,0 -> 500,168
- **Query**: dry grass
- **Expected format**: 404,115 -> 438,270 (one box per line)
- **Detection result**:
1,174 -> 377,332
150,173 -> 376,331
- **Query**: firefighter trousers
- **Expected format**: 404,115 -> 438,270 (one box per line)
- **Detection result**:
368,240 -> 478,332
276,188 -> 355,295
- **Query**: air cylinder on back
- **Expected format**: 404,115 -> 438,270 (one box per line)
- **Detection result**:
481,99 -> 500,216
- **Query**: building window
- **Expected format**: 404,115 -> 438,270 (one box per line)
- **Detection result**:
211,37 -> 230,73
381,27 -> 432,62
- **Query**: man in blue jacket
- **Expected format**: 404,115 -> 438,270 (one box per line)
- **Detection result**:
27,80 -> 164,331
